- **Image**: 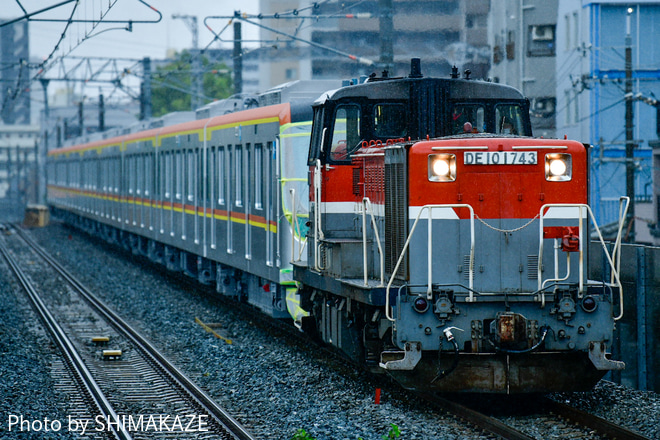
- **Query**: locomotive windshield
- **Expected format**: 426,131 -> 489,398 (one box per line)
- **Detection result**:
374,104 -> 407,138
451,104 -> 486,134
451,102 -> 528,135
495,104 -> 526,135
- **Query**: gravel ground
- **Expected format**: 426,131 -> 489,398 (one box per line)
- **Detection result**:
2,221 -> 659,440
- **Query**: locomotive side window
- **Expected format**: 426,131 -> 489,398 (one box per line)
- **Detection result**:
451,104 -> 485,134
374,104 -> 407,138
330,104 -> 361,161
307,107 -> 324,165
495,104 -> 525,135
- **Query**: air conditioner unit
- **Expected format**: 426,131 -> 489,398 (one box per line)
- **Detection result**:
532,25 -> 554,41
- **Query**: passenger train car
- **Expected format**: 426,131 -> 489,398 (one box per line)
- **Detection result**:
47,59 -> 627,393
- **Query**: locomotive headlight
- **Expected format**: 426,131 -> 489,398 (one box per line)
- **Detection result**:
428,154 -> 456,182
545,153 -> 572,181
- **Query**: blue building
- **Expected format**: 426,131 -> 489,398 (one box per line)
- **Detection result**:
556,0 -> 660,241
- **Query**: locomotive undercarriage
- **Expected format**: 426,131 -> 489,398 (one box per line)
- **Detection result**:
294,256 -> 624,394
381,284 -> 625,393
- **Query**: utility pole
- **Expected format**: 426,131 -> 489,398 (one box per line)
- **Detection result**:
98,91 -> 105,132
38,78 -> 49,205
78,101 -> 84,137
625,7 -> 635,242
172,14 -> 202,110
379,0 -> 393,72
233,14 -> 243,95
141,57 -> 152,120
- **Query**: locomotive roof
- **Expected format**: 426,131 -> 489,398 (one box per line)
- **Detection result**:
318,77 -> 525,103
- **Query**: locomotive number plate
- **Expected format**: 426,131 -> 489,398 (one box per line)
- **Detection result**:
463,151 -> 537,165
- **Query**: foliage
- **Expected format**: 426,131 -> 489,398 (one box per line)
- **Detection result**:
150,50 -> 233,117
292,423 -> 401,440
291,428 -> 316,440
382,423 -> 401,439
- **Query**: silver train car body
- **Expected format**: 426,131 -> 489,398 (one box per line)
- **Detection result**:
47,80 -> 338,319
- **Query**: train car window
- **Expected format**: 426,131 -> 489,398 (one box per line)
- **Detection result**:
254,144 -> 263,210
207,147 -> 214,205
136,155 -> 143,195
217,147 -> 225,205
187,150 -> 195,202
164,152 -> 171,199
197,148 -> 203,204
128,156 -> 135,195
451,104 -> 486,134
156,152 -> 163,199
175,152 -> 182,200
147,153 -> 153,197
235,145 -> 243,207
246,144 -> 252,213
495,104 -> 525,135
374,104 -> 407,138
330,104 -> 361,161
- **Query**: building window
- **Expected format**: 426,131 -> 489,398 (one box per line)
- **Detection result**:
528,25 -> 556,57
506,31 -> 516,60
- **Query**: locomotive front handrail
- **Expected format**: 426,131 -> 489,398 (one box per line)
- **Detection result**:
537,198 -> 628,320
386,204 -> 475,322
313,158 -> 325,271
361,197 -> 384,287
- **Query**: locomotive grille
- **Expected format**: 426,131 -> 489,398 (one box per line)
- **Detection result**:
463,255 -> 473,280
352,167 -> 361,196
385,147 -> 408,280
527,255 -> 539,280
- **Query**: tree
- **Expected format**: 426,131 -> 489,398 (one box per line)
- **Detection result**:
150,50 -> 233,117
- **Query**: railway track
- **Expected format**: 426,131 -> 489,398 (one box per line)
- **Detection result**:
0,233 -> 125,440
1,225 -> 256,440
538,396 -> 651,440
163,250 -> 652,440
421,392 -> 652,440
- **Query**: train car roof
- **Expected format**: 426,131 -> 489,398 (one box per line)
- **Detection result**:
318,77 -> 525,103
49,103 -> 292,156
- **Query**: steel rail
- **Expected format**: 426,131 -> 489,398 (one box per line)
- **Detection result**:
15,227 -> 256,440
417,393 -> 536,440
540,397 -> 651,440
0,238 -> 130,440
